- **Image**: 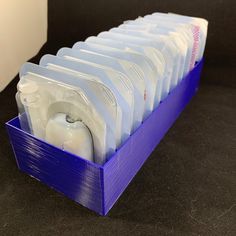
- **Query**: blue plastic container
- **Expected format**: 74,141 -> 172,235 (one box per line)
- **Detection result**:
6,59 -> 203,215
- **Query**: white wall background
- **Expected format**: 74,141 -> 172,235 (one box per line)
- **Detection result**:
0,0 -> 47,91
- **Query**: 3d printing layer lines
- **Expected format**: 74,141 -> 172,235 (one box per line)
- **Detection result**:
16,12 -> 208,164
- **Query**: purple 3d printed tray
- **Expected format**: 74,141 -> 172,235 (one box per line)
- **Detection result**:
6,59 -> 203,215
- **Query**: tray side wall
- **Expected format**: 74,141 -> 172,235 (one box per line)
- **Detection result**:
103,60 -> 203,215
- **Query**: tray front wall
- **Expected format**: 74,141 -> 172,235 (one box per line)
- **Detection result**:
6,117 -> 104,215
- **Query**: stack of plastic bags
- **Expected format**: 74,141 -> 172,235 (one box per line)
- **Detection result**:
16,12 -> 208,164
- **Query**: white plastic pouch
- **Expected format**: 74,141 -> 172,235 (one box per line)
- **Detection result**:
85,36 -> 163,106
95,33 -> 166,101
18,64 -> 114,164
112,27 -> 181,89
143,15 -> 196,71
119,23 -> 187,81
57,47 -> 144,130
167,13 -> 208,61
123,19 -> 191,77
73,41 -> 156,115
151,13 -> 201,66
37,58 -> 121,150
39,54 -> 133,142
98,30 -> 172,98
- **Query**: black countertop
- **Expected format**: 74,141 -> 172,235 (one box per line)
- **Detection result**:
0,62 -> 235,235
